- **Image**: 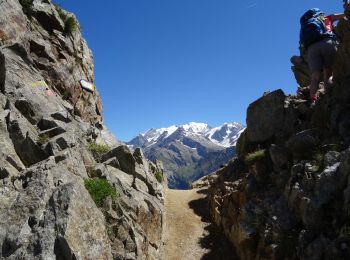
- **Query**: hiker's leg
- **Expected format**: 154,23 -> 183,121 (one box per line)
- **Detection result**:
310,71 -> 321,100
307,42 -> 323,100
322,39 -> 337,92
323,67 -> 333,92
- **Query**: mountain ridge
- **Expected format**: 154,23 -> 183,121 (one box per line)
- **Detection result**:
128,122 -> 244,189
128,122 -> 244,149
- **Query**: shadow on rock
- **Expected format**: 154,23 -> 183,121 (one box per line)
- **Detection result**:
188,188 -> 239,260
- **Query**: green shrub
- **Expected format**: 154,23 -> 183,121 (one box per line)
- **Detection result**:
88,142 -> 110,162
245,149 -> 266,166
154,171 -> 164,183
19,0 -> 34,15
84,178 -> 117,207
54,4 -> 78,35
65,16 -> 78,35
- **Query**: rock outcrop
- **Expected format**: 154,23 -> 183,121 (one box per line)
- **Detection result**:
200,14 -> 350,260
0,1 -> 164,259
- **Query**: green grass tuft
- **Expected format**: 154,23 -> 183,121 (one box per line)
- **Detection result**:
64,16 -> 78,35
54,4 -> 78,35
155,171 -> 164,183
245,149 -> 266,165
88,142 -> 110,162
84,178 -> 117,207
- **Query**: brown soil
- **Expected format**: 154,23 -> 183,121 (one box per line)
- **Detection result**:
163,188 -> 238,260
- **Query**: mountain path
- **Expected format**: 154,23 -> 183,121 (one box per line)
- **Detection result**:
163,188 -> 237,260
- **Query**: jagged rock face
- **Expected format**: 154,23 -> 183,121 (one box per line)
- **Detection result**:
202,15 -> 350,260
0,0 -> 164,259
0,0 -> 102,125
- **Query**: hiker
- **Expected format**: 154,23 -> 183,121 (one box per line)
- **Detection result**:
299,8 -> 344,105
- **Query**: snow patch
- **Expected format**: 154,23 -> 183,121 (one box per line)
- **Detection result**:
132,122 -> 245,148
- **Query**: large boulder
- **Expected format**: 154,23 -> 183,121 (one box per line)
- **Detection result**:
246,89 -> 286,143
0,0 -> 27,46
0,159 -> 112,259
102,145 -> 136,175
291,55 -> 310,89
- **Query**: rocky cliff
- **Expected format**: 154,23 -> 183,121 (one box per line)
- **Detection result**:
196,12 -> 350,260
0,1 -> 165,259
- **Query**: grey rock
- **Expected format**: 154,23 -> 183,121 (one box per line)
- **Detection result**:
81,148 -> 95,172
0,0 -> 27,46
91,163 -> 107,178
0,163 -> 112,259
37,116 -> 59,131
32,0 -> 65,33
287,130 -> 318,159
134,147 -> 148,166
14,97 -> 40,124
134,178 -> 149,193
29,39 -> 56,62
0,102 -> 25,175
291,55 -> 310,89
107,166 -> 134,188
0,52 -> 5,93
7,110 -> 48,166
269,144 -> 291,169
40,126 -> 66,138
51,110 -> 71,123
0,163 -> 18,179
324,151 -> 341,167
246,89 -> 286,142
104,157 -> 120,169
96,125 -> 122,147
102,145 -> 136,175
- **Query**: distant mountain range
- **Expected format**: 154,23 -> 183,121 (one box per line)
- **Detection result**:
127,122 -> 245,189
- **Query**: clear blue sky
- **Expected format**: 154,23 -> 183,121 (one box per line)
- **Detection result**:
58,0 -> 341,141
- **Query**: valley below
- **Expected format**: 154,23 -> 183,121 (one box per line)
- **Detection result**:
128,122 -> 244,189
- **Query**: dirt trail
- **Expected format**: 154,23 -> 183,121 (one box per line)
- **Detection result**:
163,188 -> 237,260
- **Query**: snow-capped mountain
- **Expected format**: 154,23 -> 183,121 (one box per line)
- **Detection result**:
129,122 -> 244,149
127,122 -> 245,189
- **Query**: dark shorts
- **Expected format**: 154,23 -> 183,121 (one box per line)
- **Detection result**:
307,38 -> 337,72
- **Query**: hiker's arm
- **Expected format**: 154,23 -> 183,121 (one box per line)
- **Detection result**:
330,13 -> 345,21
